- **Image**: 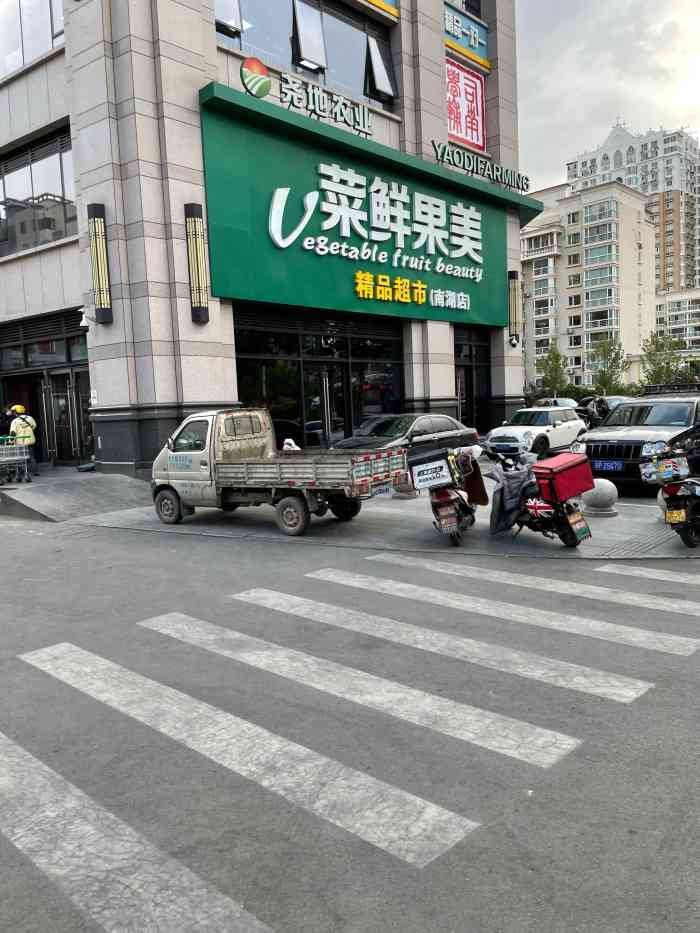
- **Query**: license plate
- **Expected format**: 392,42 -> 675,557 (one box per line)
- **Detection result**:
440,519 -> 458,532
666,509 -> 687,524
568,511 -> 591,541
373,481 -> 393,497
592,460 -> 624,472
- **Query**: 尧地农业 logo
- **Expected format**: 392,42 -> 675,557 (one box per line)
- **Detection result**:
241,58 -> 271,99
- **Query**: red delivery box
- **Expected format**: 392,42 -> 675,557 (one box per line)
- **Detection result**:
532,453 -> 595,503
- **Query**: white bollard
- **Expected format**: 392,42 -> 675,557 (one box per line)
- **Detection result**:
581,478 -> 619,517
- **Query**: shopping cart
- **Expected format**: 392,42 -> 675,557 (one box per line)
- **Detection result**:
0,436 -> 31,483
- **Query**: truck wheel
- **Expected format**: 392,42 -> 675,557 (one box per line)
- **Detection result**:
330,499 -> 362,521
276,496 -> 311,536
155,489 -> 183,525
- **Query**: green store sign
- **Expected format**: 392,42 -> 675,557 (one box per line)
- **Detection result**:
199,83 -> 541,326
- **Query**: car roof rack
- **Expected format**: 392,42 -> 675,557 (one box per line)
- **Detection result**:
640,383 -> 700,396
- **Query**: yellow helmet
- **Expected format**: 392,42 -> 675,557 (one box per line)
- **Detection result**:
10,404 -> 26,414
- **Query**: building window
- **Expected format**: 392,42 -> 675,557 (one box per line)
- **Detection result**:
219,0 -> 396,107
0,131 -> 76,260
585,244 -> 617,266
0,0 -> 64,80
569,315 -> 582,328
568,335 -> 582,348
568,273 -> 582,287
532,257 -> 551,277
567,211 -> 580,225
568,294 -> 581,308
567,253 -> 581,267
461,0 -> 482,14
567,232 -> 581,246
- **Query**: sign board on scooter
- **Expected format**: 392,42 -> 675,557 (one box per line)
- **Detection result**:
411,456 -> 453,490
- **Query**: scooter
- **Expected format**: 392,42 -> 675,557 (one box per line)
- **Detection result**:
640,425 -> 700,548
485,449 -> 593,548
411,446 -> 488,546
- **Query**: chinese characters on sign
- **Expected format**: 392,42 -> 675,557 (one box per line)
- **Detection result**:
354,271 -> 471,312
268,162 -> 485,281
444,4 -> 488,62
446,59 -> 485,153
280,73 -> 373,137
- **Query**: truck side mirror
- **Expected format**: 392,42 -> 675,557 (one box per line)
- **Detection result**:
167,436 -> 174,451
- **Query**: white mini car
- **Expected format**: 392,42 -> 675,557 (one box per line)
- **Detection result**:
485,407 -> 587,457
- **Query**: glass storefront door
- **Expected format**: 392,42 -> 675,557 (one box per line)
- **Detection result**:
50,372 -> 75,461
454,326 -> 492,434
235,306 -> 404,449
303,363 -> 348,446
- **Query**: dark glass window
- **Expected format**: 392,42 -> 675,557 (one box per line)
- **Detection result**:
414,416 -> 434,436
351,362 -> 401,427
0,346 -> 24,370
215,0 -> 241,36
239,0 -> 294,70
49,0 -> 63,38
0,0 -> 23,77
462,0 -> 482,16
301,334 -> 348,358
25,339 -> 67,367
236,329 -> 300,356
68,334 -> 88,362
350,336 -> 402,360
174,420 -> 209,452
231,0 -> 396,107
20,0 -> 52,63
322,7 -> 367,100
0,133 -> 76,259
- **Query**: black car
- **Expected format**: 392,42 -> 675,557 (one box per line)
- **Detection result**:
334,413 -> 478,463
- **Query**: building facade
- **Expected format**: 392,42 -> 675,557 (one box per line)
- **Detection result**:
521,182 -> 655,389
654,288 -> 700,359
566,124 -> 699,292
0,0 -> 538,475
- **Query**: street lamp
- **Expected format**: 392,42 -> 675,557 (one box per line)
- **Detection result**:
87,204 -> 113,324
184,203 -> 209,324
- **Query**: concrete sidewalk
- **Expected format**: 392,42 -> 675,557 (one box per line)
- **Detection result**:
68,487 -> 686,560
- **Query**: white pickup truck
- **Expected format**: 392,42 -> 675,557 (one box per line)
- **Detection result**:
151,408 -> 408,536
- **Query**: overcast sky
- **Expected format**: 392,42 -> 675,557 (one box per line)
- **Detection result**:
516,0 -> 700,191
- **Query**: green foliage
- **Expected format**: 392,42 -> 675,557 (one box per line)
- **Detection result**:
535,346 -> 568,396
589,338 -> 630,395
640,333 -> 686,386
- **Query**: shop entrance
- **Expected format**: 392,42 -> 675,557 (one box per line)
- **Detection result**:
0,309 -> 92,465
235,305 -> 403,449
454,325 -> 492,435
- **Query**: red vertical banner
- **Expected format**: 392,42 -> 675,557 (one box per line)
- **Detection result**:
446,58 -> 486,153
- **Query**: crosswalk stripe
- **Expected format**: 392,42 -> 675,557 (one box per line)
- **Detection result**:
0,729 -> 273,932
368,553 -> 700,624
308,569 -> 697,657
232,589 -> 652,704
142,613 -> 579,768
20,643 -> 477,868
599,563 -> 700,587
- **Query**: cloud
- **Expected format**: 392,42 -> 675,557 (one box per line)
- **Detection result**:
516,0 -> 700,189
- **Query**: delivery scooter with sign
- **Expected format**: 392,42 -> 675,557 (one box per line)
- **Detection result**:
410,445 -> 488,546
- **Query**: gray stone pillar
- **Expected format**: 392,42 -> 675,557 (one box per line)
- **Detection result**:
66,0 -> 235,475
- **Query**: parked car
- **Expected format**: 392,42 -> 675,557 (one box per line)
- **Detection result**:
537,397 -> 579,409
576,395 -> 631,429
334,413 -> 478,464
485,407 -> 587,457
584,395 -> 700,481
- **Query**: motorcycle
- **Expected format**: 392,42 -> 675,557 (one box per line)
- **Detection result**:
485,449 -> 593,548
410,446 -> 488,546
639,425 -> 700,548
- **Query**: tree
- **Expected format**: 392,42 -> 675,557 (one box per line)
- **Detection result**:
589,338 -> 630,395
639,333 -> 685,386
536,346 -> 568,396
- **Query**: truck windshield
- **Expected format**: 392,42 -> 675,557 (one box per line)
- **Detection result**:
509,411 -> 549,427
605,403 -> 693,427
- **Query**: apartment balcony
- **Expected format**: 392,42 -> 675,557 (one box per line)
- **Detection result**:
585,318 -> 620,331
522,243 -> 562,259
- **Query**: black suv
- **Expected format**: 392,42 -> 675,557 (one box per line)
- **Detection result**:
334,413 -> 478,463
584,395 -> 700,481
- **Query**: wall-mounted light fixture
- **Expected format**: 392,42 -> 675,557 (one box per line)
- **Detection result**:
508,270 -> 521,348
87,204 -> 113,324
184,203 -> 209,324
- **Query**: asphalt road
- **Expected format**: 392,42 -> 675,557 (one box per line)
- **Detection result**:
0,516 -> 699,932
